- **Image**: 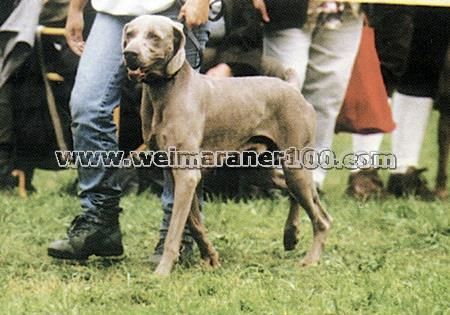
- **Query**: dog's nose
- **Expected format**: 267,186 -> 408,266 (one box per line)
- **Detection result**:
124,51 -> 140,70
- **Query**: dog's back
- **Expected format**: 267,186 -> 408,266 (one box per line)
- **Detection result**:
193,74 -> 315,151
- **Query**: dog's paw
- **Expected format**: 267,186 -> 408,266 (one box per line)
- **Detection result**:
154,264 -> 172,276
301,247 -> 323,267
283,225 -> 299,251
201,251 -> 221,269
300,256 -> 320,267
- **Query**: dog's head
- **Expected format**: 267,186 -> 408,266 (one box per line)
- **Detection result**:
122,15 -> 186,82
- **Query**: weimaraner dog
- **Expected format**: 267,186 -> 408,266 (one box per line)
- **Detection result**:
122,15 -> 332,276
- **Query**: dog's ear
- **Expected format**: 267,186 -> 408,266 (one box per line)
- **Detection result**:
121,23 -> 129,51
166,21 -> 186,76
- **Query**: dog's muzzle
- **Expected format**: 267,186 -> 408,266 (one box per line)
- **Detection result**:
124,51 -> 140,70
123,51 -> 147,80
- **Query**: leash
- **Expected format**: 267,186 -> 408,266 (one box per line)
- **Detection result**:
182,21 -> 203,69
176,0 -> 224,69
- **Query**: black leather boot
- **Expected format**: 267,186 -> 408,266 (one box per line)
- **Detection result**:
387,167 -> 435,201
48,214 -> 124,260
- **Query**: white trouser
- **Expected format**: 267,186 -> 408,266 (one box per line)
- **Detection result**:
264,11 -> 363,187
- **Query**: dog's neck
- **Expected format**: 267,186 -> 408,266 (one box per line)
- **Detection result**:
145,61 -> 192,108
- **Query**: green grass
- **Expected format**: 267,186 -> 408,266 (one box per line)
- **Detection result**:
0,112 -> 449,314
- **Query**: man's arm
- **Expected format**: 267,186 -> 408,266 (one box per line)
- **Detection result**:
252,0 -> 270,23
178,0 -> 210,28
65,0 -> 88,56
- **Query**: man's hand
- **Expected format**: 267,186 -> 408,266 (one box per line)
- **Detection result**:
178,0 -> 210,28
206,63 -> 233,77
65,0 -> 88,56
252,0 -> 270,23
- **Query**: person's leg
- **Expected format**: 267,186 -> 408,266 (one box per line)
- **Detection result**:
263,26 -> 311,90
72,13 -> 129,218
48,13 -> 129,259
391,93 -> 433,173
387,7 -> 449,200
386,92 -> 435,200
346,6 -> 415,200
351,133 -> 384,168
352,134 -> 384,157
391,7 -> 448,173
346,133 -> 385,200
0,81 -> 17,189
303,11 -> 363,188
368,4 -> 415,97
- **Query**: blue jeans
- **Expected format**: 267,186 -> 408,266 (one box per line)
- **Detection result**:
71,8 -> 208,241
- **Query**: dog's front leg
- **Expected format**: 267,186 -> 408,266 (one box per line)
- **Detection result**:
154,168 -> 201,276
187,193 -> 220,268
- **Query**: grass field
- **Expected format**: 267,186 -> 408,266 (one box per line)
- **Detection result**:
0,112 -> 448,314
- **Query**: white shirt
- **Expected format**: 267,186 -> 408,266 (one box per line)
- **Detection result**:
91,0 -> 176,16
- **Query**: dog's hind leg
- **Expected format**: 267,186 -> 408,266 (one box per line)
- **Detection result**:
436,112 -> 450,199
284,195 -> 300,251
187,194 -> 220,268
283,167 -> 332,266
154,169 -> 201,276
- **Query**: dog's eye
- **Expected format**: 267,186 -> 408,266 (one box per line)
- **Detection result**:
146,32 -> 160,40
126,30 -> 136,39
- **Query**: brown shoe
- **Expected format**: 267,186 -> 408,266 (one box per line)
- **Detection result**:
387,167 -> 435,201
346,169 -> 384,201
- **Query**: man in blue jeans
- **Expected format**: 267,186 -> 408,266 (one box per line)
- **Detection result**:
47,0 -> 210,261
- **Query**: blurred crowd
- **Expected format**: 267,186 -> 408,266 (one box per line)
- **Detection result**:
2,0 -> 449,264
0,0 -> 449,202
